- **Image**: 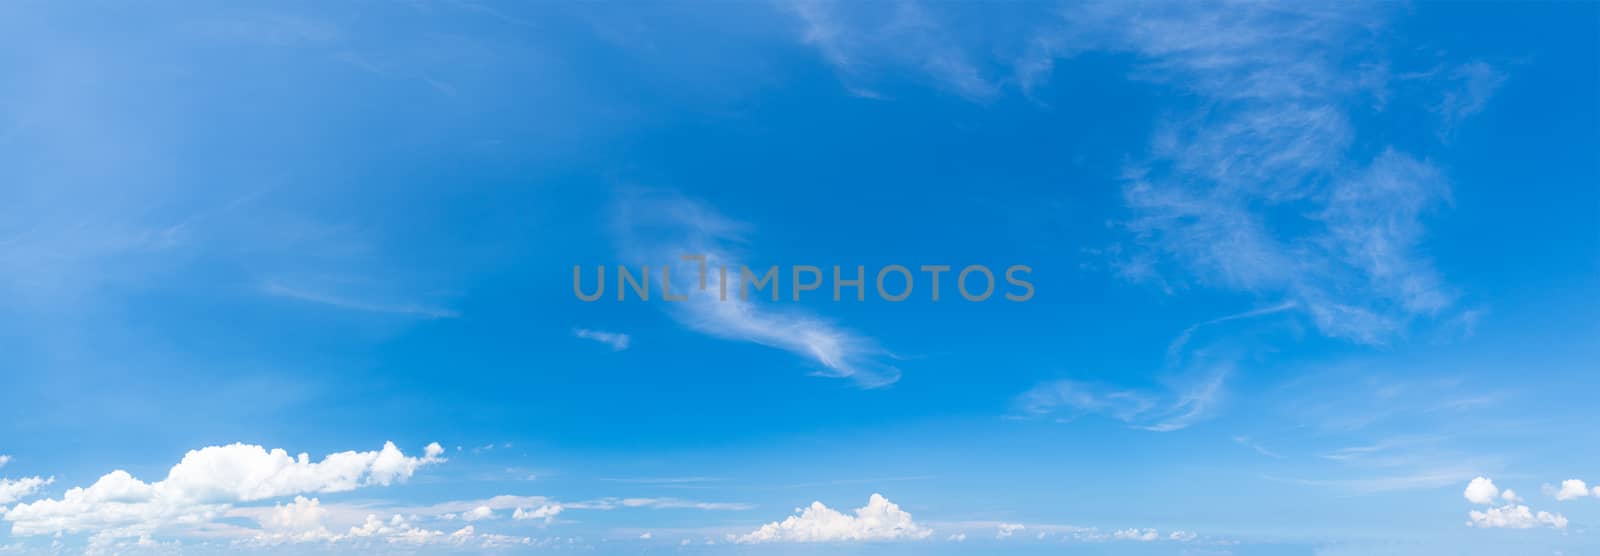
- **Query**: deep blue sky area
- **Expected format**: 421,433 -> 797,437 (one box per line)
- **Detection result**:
1,2 -> 1596,555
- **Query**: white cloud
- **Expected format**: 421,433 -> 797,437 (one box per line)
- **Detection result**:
613,191 -> 900,387
781,4 -> 1477,343
1057,4 -> 1465,344
1463,477 -> 1499,505
639,532 -> 653,540
0,454 -> 53,506
1232,436 -> 1284,459
462,505 -> 495,521
574,328 -> 630,351
735,493 -> 930,543
947,532 -> 966,542
3,441 -> 443,539
262,282 -> 460,319
1016,364 -> 1229,432
0,476 -> 53,506
784,1 -> 999,100
1461,478 -> 1568,530
1549,479 -> 1590,501
1466,504 -> 1567,530
346,513 -> 454,545
257,496 -> 336,542
247,505 -> 535,548
1433,61 -> 1506,136
512,503 -> 563,523
611,497 -> 752,511
933,521 -> 1211,545
996,522 -> 1024,538
1113,528 -> 1159,541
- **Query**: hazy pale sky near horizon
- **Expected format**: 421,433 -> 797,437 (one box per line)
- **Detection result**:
1,2 -> 1597,555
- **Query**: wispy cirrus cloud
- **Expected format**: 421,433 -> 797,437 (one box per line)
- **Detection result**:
569,497 -> 754,512
1014,363 -> 1229,432
1232,436 -> 1285,459
261,281 -> 460,319
780,2 -> 1492,345
1432,61 -> 1508,139
573,328 -> 630,351
784,0 -> 1000,101
598,476 -> 721,485
611,190 -> 901,388
1051,3 -> 1473,345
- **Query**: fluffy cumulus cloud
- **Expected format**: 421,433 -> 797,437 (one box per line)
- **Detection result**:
1467,504 -> 1568,530
0,476 -> 54,506
462,505 -> 496,521
0,454 -> 54,506
1461,477 -> 1567,530
1548,479 -> 1590,501
238,495 -> 566,549
416,494 -> 562,525
234,493 -> 609,551
735,494 -> 931,543
346,513 -> 474,545
257,496 -> 336,542
3,441 -> 444,539
1463,477 -> 1500,505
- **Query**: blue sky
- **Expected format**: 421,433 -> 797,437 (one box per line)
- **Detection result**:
1,1 -> 1597,554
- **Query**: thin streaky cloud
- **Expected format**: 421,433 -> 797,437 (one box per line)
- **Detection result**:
764,475 -> 937,490
598,477 -> 722,484
573,328 -> 631,351
785,0 -> 1000,101
611,190 -> 901,388
1167,301 -> 1298,360
261,282 -> 460,319
1232,436 -> 1285,459
1263,467 -> 1486,496
1015,363 -> 1230,433
1433,61 -> 1507,139
567,497 -> 755,511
